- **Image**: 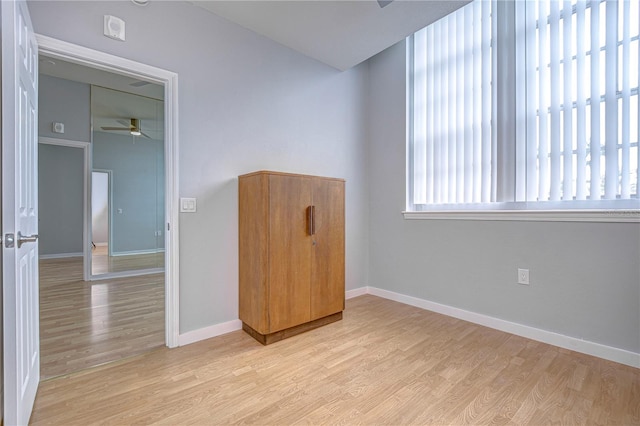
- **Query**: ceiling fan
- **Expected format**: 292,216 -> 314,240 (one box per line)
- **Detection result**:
100,118 -> 150,138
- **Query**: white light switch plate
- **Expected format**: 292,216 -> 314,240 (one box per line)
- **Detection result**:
180,197 -> 197,213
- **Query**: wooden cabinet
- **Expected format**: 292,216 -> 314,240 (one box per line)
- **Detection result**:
239,171 -> 345,344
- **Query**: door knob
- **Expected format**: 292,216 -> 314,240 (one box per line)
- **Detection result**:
17,231 -> 38,248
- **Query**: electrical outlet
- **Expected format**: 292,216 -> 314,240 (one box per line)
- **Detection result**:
518,268 -> 530,285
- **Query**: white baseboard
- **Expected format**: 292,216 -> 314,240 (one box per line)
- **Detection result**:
346,286 -> 369,299
178,319 -> 243,346
39,252 -> 83,259
111,248 -> 166,257
175,286 -> 640,369
364,287 -> 640,369
176,287 -> 369,347
90,268 -> 163,281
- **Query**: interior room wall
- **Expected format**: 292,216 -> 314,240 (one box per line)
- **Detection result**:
37,75 -> 89,257
27,0 -> 371,334
38,74 -> 91,142
38,144 -> 84,256
367,40 -> 640,355
93,132 -> 165,254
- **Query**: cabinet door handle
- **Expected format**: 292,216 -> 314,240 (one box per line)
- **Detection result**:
308,205 -> 316,235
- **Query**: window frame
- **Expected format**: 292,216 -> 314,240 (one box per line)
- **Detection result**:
405,0 -> 640,222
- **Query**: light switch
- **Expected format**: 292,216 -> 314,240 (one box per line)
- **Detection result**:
180,197 -> 197,213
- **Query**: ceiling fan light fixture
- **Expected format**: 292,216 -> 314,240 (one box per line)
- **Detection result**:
130,118 -> 142,135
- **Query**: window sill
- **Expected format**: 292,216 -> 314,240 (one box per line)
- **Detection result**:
402,209 -> 640,223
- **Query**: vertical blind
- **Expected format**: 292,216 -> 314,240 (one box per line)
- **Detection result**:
410,0 -> 494,205
523,0 -> 640,202
409,0 -> 640,209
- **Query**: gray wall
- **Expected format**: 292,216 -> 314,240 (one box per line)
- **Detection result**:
368,41 -> 640,354
93,132 -> 164,254
29,0 -> 639,357
38,74 -> 91,142
28,0 -> 371,333
38,144 -> 84,256
38,75 -> 89,256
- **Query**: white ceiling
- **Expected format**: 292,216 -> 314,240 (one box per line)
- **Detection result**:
192,0 -> 471,71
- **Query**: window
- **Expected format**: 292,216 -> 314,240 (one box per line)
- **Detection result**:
407,0 -> 640,219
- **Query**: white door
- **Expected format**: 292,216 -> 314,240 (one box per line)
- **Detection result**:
2,0 -> 40,424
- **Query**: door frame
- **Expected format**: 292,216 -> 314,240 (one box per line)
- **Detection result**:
36,35 -> 180,348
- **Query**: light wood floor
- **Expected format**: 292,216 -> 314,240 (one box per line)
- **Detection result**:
31,295 -> 639,425
91,245 -> 165,275
40,257 -> 165,380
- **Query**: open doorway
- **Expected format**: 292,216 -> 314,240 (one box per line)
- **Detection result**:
36,35 -> 179,378
90,85 -> 165,278
91,170 -> 110,253
37,67 -> 167,379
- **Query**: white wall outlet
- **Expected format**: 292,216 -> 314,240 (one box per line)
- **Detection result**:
180,197 -> 197,213
104,15 -> 126,41
518,268 -> 530,285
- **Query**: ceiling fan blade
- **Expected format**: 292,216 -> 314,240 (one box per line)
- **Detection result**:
116,119 -> 134,127
100,126 -> 131,131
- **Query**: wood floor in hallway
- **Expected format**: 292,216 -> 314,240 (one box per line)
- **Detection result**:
91,245 -> 165,275
39,257 -> 165,379
32,294 -> 639,425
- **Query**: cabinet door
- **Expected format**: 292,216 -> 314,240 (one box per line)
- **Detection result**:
310,178 -> 345,320
268,174 -> 312,332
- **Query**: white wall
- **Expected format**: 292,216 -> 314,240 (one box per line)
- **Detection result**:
368,41 -> 640,355
27,0 -> 370,334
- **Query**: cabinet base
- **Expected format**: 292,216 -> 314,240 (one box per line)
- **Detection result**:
242,312 -> 343,345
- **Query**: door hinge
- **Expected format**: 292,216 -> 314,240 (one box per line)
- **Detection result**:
167,223 -> 170,231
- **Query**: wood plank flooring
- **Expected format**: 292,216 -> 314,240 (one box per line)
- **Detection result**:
91,245 -> 165,275
31,295 -> 640,425
39,257 -> 165,380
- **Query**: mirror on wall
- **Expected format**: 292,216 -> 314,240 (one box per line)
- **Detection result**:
90,86 -> 165,277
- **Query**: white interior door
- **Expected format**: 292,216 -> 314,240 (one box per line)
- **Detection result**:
2,0 -> 40,424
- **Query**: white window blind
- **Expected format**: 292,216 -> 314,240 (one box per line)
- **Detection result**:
408,0 -> 640,213
410,0 -> 495,205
